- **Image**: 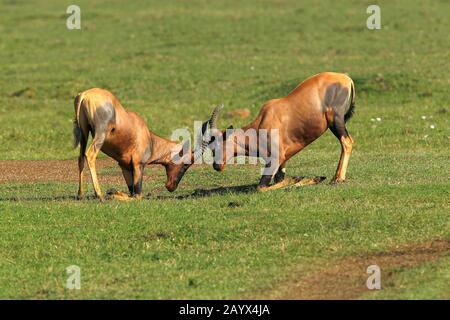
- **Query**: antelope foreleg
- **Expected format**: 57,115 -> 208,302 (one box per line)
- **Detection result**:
131,163 -> 145,198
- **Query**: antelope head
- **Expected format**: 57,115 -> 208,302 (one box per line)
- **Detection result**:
164,104 -> 223,192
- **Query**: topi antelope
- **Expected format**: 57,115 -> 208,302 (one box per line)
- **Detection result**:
208,72 -> 355,189
73,88 -> 221,201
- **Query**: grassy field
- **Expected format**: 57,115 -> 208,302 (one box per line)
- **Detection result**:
0,0 -> 449,299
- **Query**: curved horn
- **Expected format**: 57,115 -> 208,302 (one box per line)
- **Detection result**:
193,103 -> 224,161
209,103 -> 223,130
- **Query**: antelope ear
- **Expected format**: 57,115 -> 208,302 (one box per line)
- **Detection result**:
179,140 -> 190,157
201,120 -> 209,135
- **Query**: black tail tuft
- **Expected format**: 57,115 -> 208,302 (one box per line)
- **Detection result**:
73,119 -> 81,149
344,81 -> 356,123
73,93 -> 83,149
344,101 -> 355,122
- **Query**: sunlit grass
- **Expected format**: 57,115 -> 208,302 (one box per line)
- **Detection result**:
0,0 -> 449,299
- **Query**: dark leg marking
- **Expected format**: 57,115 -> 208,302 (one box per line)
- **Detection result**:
329,115 -> 349,139
129,164 -> 136,196
132,163 -> 145,196
120,166 -> 134,195
274,165 -> 286,184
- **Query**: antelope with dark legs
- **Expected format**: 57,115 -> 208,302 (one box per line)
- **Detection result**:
208,72 -> 355,190
73,88 -> 221,201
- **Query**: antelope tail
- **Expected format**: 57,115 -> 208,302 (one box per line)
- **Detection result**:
72,92 -> 85,148
344,80 -> 356,123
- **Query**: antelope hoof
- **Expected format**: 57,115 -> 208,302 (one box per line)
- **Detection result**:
77,193 -> 84,200
331,178 -> 345,185
97,195 -> 105,202
105,190 -> 133,201
133,194 -> 143,200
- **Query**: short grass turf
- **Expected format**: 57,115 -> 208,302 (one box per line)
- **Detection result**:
0,0 -> 449,299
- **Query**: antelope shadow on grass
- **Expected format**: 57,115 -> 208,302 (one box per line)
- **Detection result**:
153,183 -> 259,200
0,185 -> 258,202
0,176 -> 325,202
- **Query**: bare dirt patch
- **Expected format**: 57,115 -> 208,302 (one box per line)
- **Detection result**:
270,239 -> 450,300
0,159 -> 116,183
0,159 -> 164,185
0,160 -> 265,201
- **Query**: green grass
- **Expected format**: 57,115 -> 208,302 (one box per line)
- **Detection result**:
0,0 -> 449,299
364,257 -> 450,300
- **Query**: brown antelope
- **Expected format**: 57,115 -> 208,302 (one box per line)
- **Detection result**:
208,72 -> 355,189
73,88 -> 221,201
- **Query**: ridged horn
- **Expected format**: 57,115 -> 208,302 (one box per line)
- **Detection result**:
193,103 -> 223,161
209,103 -> 223,130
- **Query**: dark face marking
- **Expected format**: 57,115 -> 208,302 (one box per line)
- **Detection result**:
165,163 -> 190,192
211,127 -> 233,171
323,83 -> 349,116
211,134 -> 224,171
175,164 -> 190,185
